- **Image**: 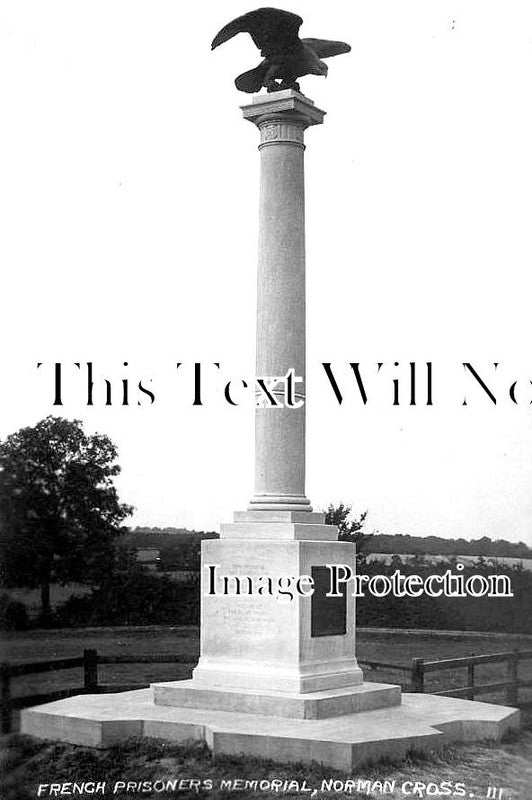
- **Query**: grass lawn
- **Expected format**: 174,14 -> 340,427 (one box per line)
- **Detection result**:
356,630 -> 532,703
0,627 -> 200,702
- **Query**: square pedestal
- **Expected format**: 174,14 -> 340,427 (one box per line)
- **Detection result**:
190,518 -> 363,694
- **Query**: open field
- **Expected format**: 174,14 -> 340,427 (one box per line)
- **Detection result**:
0,627 -> 199,702
1,626 -> 532,710
1,723 -> 532,800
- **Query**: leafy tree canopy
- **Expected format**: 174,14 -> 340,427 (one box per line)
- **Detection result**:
0,416 -> 133,620
324,502 -> 373,561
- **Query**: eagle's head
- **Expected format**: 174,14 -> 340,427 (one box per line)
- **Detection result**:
312,59 -> 328,78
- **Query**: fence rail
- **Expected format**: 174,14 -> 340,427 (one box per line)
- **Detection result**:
409,648 -> 532,703
8,657 -> 86,677
2,647 -> 531,734
97,653 -> 194,665
0,649 -> 195,734
358,659 -> 408,672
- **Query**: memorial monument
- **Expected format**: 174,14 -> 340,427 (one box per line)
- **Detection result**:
21,7 -> 520,769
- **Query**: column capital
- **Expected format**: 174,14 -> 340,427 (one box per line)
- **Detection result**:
241,90 -> 326,137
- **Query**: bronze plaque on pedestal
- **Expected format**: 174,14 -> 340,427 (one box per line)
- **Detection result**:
310,566 -> 347,637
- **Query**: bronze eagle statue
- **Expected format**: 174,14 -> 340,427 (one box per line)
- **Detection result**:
211,7 -> 351,93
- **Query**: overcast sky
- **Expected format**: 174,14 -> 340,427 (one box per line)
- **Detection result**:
1,1 -> 531,543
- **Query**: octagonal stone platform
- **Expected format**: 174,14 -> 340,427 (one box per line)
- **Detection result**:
20,688 -> 520,771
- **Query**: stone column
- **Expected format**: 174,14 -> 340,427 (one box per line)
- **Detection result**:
184,92 -> 364,697
242,91 -> 325,513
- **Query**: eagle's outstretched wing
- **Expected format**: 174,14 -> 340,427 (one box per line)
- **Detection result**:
235,61 -> 270,93
302,38 -> 351,59
211,8 -> 303,56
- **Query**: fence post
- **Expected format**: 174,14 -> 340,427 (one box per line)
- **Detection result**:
1,663 -> 12,734
83,649 -> 98,693
506,649 -> 519,705
411,658 -> 425,693
467,655 -> 475,700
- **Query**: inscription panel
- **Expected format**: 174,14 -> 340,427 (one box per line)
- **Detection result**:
213,601 -> 269,636
310,566 -> 347,637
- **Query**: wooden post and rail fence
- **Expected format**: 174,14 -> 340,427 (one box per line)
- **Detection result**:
1,648 -> 532,734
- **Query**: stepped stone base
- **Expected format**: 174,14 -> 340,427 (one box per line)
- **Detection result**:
20,688 -> 520,771
152,680 -> 401,719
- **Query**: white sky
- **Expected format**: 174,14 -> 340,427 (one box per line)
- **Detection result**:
1,1 -> 531,543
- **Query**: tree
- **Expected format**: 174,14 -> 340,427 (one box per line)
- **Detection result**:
324,502 -> 373,561
0,416 -> 133,623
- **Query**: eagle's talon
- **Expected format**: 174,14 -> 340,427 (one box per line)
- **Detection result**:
279,80 -> 300,92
